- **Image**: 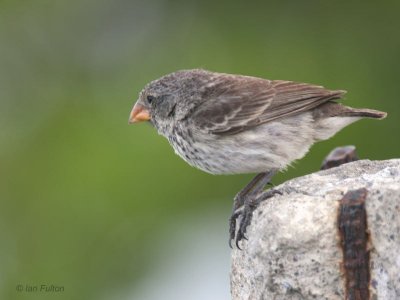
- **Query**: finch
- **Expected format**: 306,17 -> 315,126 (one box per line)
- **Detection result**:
128,69 -> 386,248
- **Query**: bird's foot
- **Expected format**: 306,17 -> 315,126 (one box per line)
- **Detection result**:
229,188 -> 282,249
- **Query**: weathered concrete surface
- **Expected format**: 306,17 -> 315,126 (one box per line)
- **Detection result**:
231,159 -> 400,300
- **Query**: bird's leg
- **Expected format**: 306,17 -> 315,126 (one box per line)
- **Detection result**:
229,170 -> 280,248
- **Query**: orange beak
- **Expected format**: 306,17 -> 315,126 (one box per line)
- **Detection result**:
128,103 -> 151,124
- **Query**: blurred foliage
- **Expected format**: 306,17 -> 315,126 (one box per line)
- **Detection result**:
0,0 -> 399,299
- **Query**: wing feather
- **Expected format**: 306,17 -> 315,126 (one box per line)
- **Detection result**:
191,74 -> 346,135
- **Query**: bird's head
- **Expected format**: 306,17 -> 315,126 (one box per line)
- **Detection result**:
128,69 -> 210,133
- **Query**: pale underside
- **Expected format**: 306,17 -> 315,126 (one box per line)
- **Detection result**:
168,112 -> 359,175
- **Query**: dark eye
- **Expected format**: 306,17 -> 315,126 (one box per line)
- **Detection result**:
146,95 -> 155,104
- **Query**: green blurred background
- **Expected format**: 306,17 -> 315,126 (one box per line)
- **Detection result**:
1,1 -> 399,299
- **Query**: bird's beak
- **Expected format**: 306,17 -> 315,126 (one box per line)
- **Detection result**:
128,103 -> 151,124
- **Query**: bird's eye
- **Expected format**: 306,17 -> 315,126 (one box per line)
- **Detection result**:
147,95 -> 155,104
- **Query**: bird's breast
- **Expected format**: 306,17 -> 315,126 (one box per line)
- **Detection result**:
165,124 -> 281,174
164,113 -> 318,175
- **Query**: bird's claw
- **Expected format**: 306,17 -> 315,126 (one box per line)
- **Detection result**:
229,188 -> 281,249
229,212 -> 239,248
261,188 -> 282,200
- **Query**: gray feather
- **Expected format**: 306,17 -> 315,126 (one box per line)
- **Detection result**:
190,73 -> 346,135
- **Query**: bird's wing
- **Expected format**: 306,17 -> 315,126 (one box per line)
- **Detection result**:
191,75 -> 346,135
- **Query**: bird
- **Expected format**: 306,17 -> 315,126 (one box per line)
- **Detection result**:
128,69 -> 387,248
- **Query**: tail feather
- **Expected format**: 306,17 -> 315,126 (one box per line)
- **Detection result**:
313,101 -> 387,120
312,102 -> 387,141
339,108 -> 387,119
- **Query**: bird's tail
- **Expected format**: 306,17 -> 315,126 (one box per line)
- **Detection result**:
337,107 -> 387,119
312,102 -> 387,141
313,102 -> 387,120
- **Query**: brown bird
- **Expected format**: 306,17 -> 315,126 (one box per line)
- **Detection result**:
129,69 -> 387,248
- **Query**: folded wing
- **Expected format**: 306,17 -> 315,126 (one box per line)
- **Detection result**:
191,74 -> 345,135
